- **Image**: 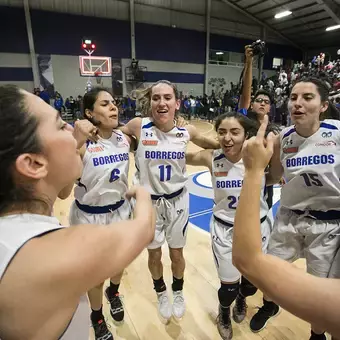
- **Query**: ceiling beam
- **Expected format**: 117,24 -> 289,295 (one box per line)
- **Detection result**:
219,0 -> 303,50
315,0 -> 340,24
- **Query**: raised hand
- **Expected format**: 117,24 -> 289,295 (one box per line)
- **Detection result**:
242,115 -> 275,172
73,119 -> 98,148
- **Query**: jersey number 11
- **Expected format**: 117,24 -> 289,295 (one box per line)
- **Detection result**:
159,165 -> 172,182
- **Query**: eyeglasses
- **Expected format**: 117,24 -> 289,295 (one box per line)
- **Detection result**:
254,98 -> 271,105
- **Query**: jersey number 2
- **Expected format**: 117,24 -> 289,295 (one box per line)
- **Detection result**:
159,165 -> 172,182
300,173 -> 322,187
228,195 -> 239,209
109,169 -> 121,183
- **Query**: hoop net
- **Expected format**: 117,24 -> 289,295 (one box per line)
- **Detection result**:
94,71 -> 102,84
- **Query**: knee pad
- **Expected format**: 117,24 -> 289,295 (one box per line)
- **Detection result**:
218,282 -> 239,308
240,276 -> 257,297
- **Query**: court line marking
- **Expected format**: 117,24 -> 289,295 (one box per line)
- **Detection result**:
192,120 -> 214,135
190,222 -> 210,235
189,208 -> 213,218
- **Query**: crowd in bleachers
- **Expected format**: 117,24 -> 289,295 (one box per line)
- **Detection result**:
33,52 -> 340,126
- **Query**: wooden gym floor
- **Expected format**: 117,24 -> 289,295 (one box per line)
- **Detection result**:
54,120 -> 328,340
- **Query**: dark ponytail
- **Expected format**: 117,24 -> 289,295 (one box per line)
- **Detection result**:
0,85 -> 47,214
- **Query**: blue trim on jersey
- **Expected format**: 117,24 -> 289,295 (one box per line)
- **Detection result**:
151,187 -> 183,200
192,173 -> 212,189
182,218 -> 189,236
142,122 -> 155,129
283,128 -> 296,138
213,153 -> 226,162
112,130 -> 122,136
75,199 -> 125,214
320,122 -> 338,130
176,127 -> 186,131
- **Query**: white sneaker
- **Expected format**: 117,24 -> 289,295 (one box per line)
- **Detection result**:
157,290 -> 172,322
172,290 -> 186,319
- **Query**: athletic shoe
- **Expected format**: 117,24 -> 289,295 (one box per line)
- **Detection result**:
172,290 -> 186,319
309,331 -> 327,339
216,305 -> 233,340
157,290 -> 172,322
250,300 -> 280,332
232,294 -> 247,323
105,287 -> 124,323
92,318 -> 113,340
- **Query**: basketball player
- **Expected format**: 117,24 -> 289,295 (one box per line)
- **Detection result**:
69,87 -> 136,340
120,80 -> 219,323
233,115 -> 340,339
249,77 -> 340,340
186,112 -> 272,339
0,85 -> 155,339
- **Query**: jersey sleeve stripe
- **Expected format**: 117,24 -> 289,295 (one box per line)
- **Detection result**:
213,153 -> 225,162
142,122 -> 155,129
283,128 -> 296,138
320,122 -> 339,130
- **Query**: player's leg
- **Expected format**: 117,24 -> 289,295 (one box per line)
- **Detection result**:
69,202 -> 113,340
166,190 -> 189,320
210,217 -> 240,340
233,218 -> 272,324
304,219 -> 340,340
104,201 -> 132,325
147,207 -> 171,322
250,208 -> 301,333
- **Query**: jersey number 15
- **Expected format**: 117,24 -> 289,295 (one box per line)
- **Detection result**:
300,173 -> 323,187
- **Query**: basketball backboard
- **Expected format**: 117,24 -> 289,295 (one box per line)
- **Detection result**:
79,56 -> 112,77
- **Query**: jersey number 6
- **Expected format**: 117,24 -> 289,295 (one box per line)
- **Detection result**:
109,169 -> 121,183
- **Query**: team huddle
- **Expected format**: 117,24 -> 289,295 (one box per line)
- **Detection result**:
0,75 -> 339,340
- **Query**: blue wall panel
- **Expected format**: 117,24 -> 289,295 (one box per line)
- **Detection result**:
0,5 -> 302,67
30,10 -> 131,58
135,23 -> 206,64
144,71 -> 204,83
0,67 -> 33,81
0,7 -> 30,53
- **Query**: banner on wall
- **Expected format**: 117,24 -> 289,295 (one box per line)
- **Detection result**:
37,55 -> 55,96
112,59 -> 123,96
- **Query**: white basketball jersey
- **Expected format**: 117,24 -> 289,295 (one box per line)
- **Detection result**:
74,130 -> 130,206
280,119 -> 340,211
212,149 -> 269,223
0,214 -> 90,340
134,118 -> 190,195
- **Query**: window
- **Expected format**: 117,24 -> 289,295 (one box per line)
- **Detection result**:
273,57 -> 283,69
209,50 -> 230,65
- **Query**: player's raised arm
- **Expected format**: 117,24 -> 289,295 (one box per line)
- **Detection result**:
186,124 -> 219,149
232,116 -> 340,337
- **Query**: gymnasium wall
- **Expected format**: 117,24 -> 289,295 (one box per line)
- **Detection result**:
51,55 -> 112,97
0,53 -> 34,91
0,5 -> 303,96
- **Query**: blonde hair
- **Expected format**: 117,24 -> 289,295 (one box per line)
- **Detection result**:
134,80 -> 180,117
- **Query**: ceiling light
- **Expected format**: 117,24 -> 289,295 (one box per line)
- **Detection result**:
216,52 -> 224,55
326,24 -> 340,31
274,11 -> 292,19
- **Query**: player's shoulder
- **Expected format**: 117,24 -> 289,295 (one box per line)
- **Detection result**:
212,149 -> 225,161
319,119 -> 340,131
280,125 -> 296,140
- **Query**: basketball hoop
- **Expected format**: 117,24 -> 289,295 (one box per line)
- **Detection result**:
94,71 -> 102,85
